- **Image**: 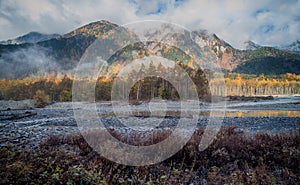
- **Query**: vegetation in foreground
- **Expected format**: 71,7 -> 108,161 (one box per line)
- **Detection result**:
0,126 -> 299,184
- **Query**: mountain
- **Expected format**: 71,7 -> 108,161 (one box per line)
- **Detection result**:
196,35 -> 300,74
193,31 -> 243,70
0,20 -> 119,79
278,40 -> 300,54
0,20 -> 299,79
0,32 -> 60,45
61,20 -> 118,39
233,46 -> 300,75
38,20 -> 119,69
243,40 -> 261,50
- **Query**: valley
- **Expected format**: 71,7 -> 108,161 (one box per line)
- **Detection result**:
1,96 -> 299,148
0,20 -> 299,184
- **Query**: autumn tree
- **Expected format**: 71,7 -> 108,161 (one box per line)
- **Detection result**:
33,90 -> 50,108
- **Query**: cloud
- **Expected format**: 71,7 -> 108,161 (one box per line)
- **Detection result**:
0,45 -> 59,79
0,0 -> 299,49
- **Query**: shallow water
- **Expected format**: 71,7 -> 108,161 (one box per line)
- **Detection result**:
218,110 -> 300,117
1,97 -> 299,137
87,96 -> 300,118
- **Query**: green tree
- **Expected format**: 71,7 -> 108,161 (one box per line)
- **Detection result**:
59,90 -> 72,102
161,89 -> 170,99
33,90 -> 50,108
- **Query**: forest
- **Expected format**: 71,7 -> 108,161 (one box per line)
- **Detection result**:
0,61 -> 300,105
211,73 -> 300,96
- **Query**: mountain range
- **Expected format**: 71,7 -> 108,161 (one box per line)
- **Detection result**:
0,32 -> 60,45
277,40 -> 300,54
0,20 -> 299,79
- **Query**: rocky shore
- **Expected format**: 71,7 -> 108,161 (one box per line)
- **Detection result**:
0,100 -> 299,149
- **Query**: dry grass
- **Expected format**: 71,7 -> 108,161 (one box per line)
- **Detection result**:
0,126 -> 299,184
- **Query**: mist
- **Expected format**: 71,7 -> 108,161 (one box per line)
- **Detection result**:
0,45 -> 60,79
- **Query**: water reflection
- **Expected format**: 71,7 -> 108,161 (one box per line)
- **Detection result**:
223,110 -> 300,117
98,110 -> 300,118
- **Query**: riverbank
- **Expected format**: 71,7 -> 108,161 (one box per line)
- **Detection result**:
0,101 -> 299,150
0,126 -> 299,184
0,98 -> 299,184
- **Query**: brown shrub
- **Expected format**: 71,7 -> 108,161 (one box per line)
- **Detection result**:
0,126 -> 299,184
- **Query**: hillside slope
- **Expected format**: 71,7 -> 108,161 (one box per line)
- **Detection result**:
0,20 -> 299,79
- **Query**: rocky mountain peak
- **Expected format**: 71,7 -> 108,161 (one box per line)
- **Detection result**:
61,20 -> 118,39
280,40 -> 300,54
243,40 -> 261,50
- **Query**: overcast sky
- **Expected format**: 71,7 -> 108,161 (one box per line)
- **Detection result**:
0,0 -> 299,49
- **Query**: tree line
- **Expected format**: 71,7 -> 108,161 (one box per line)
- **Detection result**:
0,62 -> 210,103
211,73 -> 300,96
1,65 -> 299,104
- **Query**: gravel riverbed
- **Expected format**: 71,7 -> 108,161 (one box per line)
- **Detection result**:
1,98 -> 300,149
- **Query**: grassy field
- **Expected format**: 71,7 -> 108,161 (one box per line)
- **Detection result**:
0,126 -> 299,184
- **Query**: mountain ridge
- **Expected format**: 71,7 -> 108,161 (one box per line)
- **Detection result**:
243,40 -> 261,50
277,40 -> 300,54
0,32 -> 60,45
0,20 -> 299,79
